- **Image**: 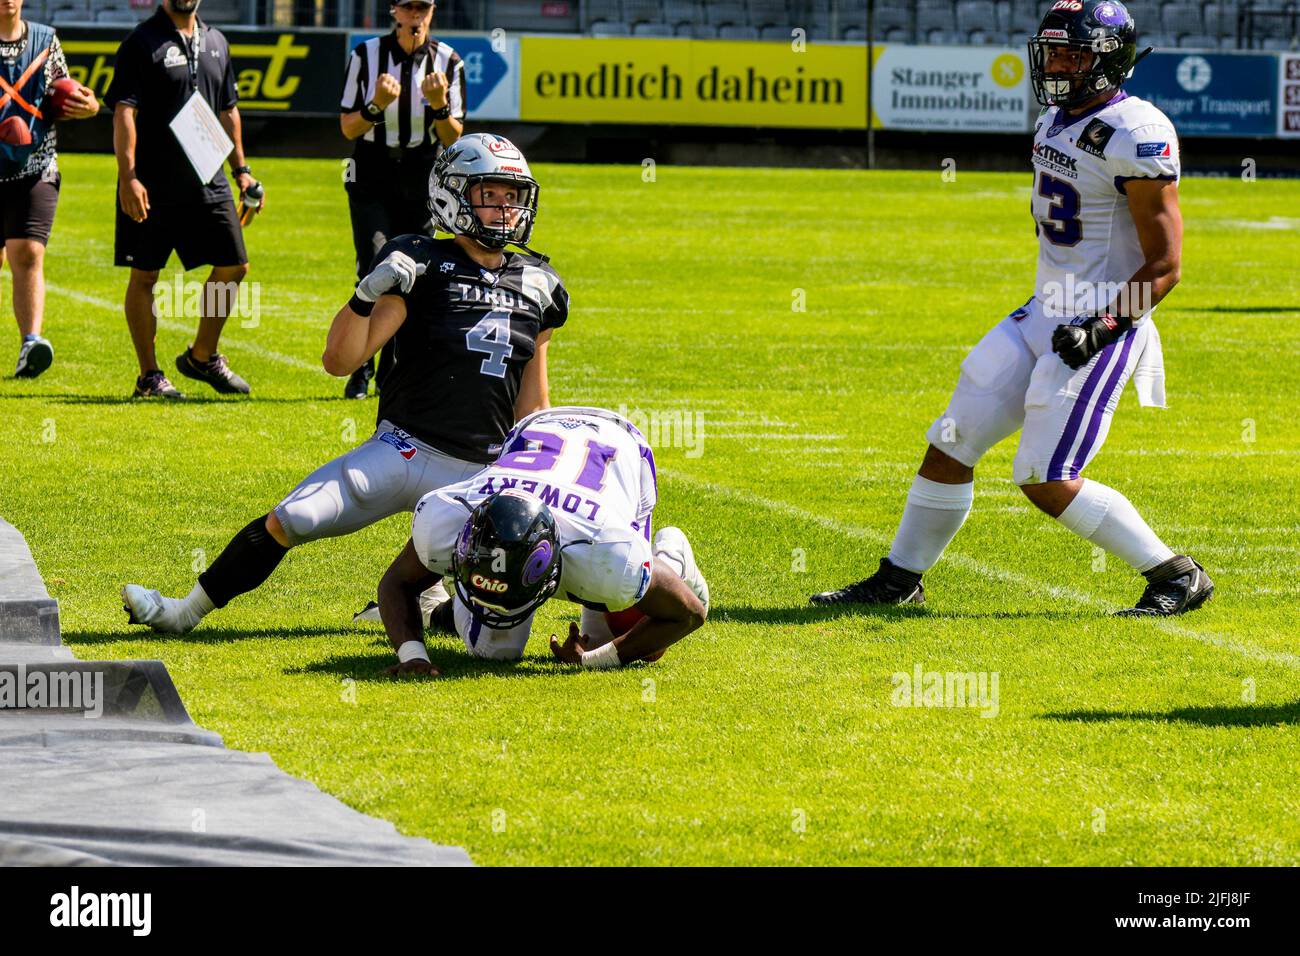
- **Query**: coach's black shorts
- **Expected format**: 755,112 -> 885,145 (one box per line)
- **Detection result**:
114,198 -> 248,272
1,172 -> 60,245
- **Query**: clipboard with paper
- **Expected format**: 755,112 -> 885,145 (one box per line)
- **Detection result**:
169,91 -> 233,185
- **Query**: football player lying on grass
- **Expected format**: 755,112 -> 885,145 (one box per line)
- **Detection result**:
370,406 -> 710,675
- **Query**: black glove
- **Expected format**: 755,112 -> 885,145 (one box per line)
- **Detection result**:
1051,313 -> 1132,370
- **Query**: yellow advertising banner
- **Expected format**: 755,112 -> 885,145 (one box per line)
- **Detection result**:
520,36 -> 869,129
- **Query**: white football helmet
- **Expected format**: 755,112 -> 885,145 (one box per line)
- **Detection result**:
428,133 -> 539,250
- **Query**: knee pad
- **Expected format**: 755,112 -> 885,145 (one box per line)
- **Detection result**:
343,439 -> 409,506
272,497 -> 325,546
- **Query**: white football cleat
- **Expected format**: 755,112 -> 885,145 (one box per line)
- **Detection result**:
653,526 -> 710,614
121,584 -> 199,634
352,579 -> 449,627
353,601 -> 381,623
419,579 -> 450,628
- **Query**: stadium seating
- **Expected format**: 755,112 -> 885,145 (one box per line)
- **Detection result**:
633,21 -> 677,36
45,0 -> 91,21
750,0 -> 790,27
591,20 -> 633,36
705,3 -> 750,26
564,1 -> 1293,51
663,0 -> 700,29
26,0 -> 1292,51
96,4 -> 144,25
876,1 -> 916,40
41,0 -> 242,24
624,0 -> 667,25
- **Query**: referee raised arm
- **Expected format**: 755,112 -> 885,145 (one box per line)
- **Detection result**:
339,0 -> 465,400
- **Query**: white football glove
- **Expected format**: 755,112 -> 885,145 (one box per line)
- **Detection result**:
355,250 -> 427,303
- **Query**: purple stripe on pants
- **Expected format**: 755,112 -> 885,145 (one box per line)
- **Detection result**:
640,444 -> 657,542
1067,330 -> 1137,479
1046,341 -> 1121,481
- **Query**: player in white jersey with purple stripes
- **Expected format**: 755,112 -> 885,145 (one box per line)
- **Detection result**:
813,0 -> 1213,617
374,406 -> 710,673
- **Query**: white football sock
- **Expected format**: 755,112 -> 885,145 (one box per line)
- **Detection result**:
178,582 -> 215,627
1055,479 -> 1175,573
887,476 -> 974,574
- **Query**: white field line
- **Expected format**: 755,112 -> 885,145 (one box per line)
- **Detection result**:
666,471 -> 1300,670
1222,217 -> 1300,230
47,283 -> 324,374
1170,525 -> 1300,536
709,432 -> 846,441
1116,448 -> 1297,458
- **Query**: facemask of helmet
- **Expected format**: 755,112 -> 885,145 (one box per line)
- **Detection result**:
1028,1 -> 1138,110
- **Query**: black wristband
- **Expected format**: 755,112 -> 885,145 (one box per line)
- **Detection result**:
364,101 -> 384,122
1095,312 -> 1133,336
232,165 -> 251,177
348,294 -> 375,316
430,104 -> 451,120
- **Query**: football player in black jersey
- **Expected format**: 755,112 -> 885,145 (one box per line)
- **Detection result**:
121,133 -> 570,634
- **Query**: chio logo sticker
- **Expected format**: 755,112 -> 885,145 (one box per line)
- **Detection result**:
471,574 -> 508,593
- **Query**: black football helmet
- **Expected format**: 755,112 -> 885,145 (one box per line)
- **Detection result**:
1029,0 -> 1140,110
450,490 -> 562,629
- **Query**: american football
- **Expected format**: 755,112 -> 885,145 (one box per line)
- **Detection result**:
0,114 -> 31,145
42,75 -> 82,121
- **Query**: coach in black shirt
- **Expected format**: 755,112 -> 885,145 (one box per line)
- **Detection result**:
106,0 -> 255,399
338,0 -> 465,399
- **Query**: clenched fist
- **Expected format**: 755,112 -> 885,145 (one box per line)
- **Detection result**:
355,249 -> 427,303
421,71 -> 449,110
371,73 -> 402,110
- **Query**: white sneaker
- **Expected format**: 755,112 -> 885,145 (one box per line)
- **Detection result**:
121,584 -> 199,634
652,526 -> 710,613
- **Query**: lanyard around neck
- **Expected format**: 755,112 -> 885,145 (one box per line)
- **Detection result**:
180,21 -> 202,92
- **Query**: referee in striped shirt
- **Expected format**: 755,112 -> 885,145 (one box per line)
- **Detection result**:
339,0 -> 465,399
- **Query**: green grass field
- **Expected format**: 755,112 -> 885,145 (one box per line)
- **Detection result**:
3,154 -> 1298,865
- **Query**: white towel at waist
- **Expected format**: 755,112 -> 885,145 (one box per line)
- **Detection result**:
1132,318 -> 1166,409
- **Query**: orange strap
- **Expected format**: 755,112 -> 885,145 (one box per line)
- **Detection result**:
0,47 -> 51,119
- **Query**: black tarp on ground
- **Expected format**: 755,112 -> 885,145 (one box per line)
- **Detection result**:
0,518 -> 471,866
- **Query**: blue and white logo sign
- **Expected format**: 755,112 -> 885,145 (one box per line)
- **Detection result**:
1126,52 -> 1276,137
1175,55 -> 1212,94
455,35 -> 516,117
347,31 -> 520,120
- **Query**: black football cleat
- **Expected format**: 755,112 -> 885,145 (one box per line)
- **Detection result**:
810,557 -> 925,606
132,369 -> 185,399
176,347 -> 250,395
344,360 -> 374,399
1115,555 -> 1214,617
